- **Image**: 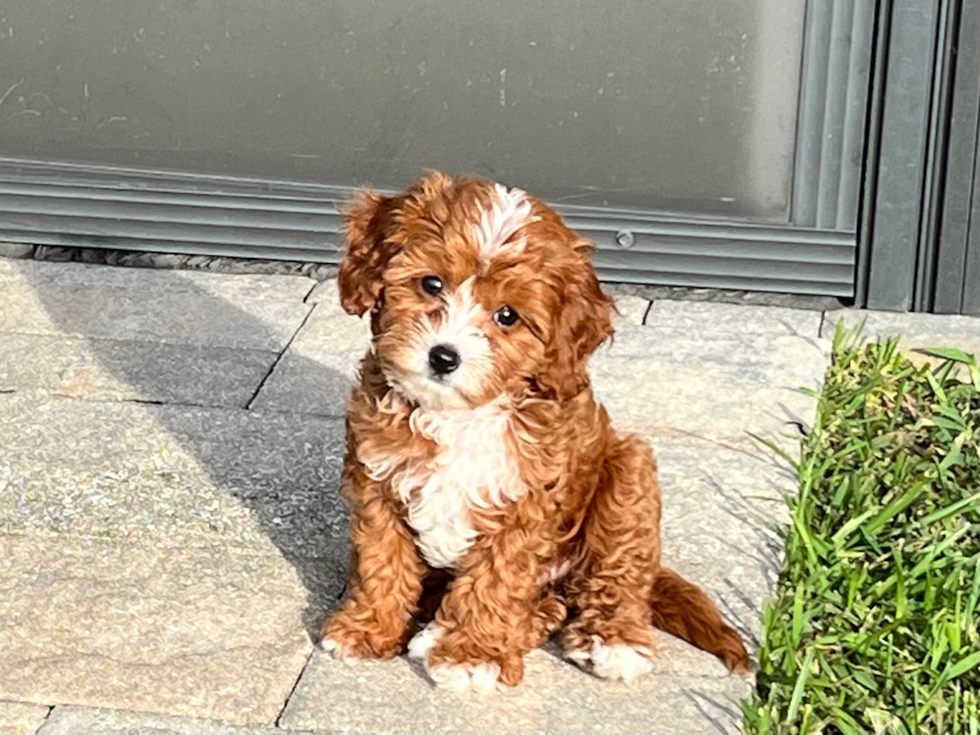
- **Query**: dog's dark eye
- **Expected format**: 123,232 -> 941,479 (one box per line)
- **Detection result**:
421,275 -> 443,296
493,305 -> 519,327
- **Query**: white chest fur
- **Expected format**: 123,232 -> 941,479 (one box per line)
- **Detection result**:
359,400 -> 527,569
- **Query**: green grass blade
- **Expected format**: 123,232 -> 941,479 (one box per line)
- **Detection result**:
786,647 -> 816,724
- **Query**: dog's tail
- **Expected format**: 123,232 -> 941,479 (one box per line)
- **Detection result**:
649,568 -> 751,673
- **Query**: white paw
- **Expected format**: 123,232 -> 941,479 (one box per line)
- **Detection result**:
319,636 -> 360,664
567,635 -> 654,684
428,661 -> 501,694
407,621 -> 444,661
408,622 -> 500,693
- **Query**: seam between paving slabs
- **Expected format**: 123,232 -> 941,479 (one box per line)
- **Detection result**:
267,276 -> 325,724
817,309 -> 829,339
245,298 -> 318,411
274,646 -> 317,729
0,393 -> 278,413
30,704 -> 54,735
641,298 -> 655,326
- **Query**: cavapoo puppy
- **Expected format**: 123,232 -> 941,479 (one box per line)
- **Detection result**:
320,171 -> 749,692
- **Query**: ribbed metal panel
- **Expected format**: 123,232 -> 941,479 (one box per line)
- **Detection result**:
793,0 -> 876,230
0,158 -> 857,297
864,0 -> 942,311
935,0 -> 980,315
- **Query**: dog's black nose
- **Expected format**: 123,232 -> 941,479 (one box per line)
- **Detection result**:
428,344 -> 461,376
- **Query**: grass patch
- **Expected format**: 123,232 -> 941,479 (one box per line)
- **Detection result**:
744,324 -> 979,735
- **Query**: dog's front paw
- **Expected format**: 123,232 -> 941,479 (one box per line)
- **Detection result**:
319,634 -> 360,663
428,659 -> 502,694
408,622 -> 518,693
406,620 -> 444,661
319,610 -> 408,661
566,634 -> 656,684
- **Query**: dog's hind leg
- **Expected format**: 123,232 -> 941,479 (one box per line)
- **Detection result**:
561,434 -> 662,683
562,434 -> 750,678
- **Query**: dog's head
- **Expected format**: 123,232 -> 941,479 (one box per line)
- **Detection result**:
338,171 -> 614,410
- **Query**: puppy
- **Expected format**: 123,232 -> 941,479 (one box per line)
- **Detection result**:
320,171 -> 749,692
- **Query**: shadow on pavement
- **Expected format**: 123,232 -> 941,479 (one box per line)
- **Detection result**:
18,261 -> 355,642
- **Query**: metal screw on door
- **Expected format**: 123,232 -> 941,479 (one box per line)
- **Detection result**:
615,230 -> 635,249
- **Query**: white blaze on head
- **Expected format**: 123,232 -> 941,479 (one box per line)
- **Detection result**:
472,183 -> 538,264
391,277 -> 494,411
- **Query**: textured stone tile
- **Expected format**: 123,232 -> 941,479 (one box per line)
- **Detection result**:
0,533 -> 315,726
249,303 -> 370,417
252,293 -> 828,441
0,259 -> 314,300
0,701 -> 50,735
822,308 -> 979,352
0,260 -> 312,351
591,323 -> 828,446
645,300 -> 823,336
0,394 -> 348,559
0,392 -> 351,723
255,289 -> 656,417
279,647 -> 751,735
305,279 -> 340,305
613,295 -> 650,325
37,706 -> 301,735
654,440 -> 792,648
0,334 -> 275,408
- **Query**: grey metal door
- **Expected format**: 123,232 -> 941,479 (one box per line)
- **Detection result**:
0,1 -> 876,298
860,0 -> 980,315
932,0 -> 980,315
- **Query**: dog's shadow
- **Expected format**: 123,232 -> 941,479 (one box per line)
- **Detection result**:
21,262 -> 355,642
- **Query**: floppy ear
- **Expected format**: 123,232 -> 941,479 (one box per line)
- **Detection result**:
336,190 -> 404,316
535,242 -> 615,400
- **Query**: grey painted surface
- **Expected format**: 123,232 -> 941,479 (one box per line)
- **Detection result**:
914,0 -> 957,312
865,0 -> 940,311
0,158 -> 859,296
792,0 -> 875,231
935,0 -> 980,315
967,133 -> 980,315
0,0 -> 804,219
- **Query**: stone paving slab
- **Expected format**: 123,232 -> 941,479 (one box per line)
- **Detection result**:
613,294 -> 650,325
591,324 -> 828,446
249,303 -> 370,417
0,533 -> 315,726
822,308 -> 979,352
279,647 -> 751,735
0,701 -> 50,735
0,394 -> 348,559
36,706 -> 304,735
252,292 -> 828,449
0,260 -> 313,351
0,333 -> 275,408
252,290 -> 653,417
0,392 -> 349,721
646,300 -> 822,336
597,324 -> 826,386
0,264 -> 829,734
655,441 -> 790,646
0,260 -> 313,301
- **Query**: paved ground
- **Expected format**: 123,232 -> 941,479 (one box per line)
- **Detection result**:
0,258 -> 975,735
